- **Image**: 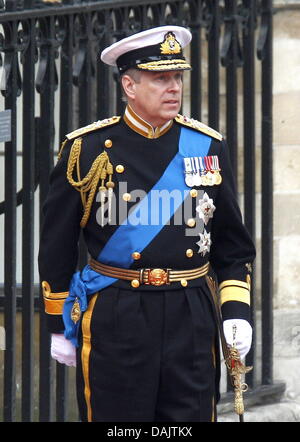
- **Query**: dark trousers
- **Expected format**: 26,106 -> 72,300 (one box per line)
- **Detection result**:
76,282 -> 219,422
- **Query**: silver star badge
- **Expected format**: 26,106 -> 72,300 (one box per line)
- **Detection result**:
196,192 -> 216,225
196,229 -> 212,256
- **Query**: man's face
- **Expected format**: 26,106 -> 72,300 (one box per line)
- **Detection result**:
124,70 -> 183,127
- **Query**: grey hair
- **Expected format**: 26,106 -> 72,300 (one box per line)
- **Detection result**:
119,68 -> 142,102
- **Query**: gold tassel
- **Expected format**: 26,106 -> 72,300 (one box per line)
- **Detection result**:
66,137 -> 115,228
106,160 -> 115,224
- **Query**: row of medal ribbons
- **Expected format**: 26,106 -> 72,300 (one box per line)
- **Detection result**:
183,155 -> 222,187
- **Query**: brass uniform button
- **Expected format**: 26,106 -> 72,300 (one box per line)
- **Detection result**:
122,192 -> 131,202
104,139 -> 113,148
116,165 -> 125,173
186,218 -> 196,227
131,279 -> 140,288
186,249 -> 194,258
132,252 -> 141,260
181,279 -> 188,287
190,189 -> 198,198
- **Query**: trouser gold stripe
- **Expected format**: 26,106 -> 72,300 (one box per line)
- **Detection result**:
211,396 -> 215,422
211,341 -> 216,422
81,293 -> 98,422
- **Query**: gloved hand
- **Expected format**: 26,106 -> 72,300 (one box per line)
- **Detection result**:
223,319 -> 252,359
51,333 -> 77,367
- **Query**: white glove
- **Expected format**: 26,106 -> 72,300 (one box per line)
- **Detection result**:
223,319 -> 252,359
51,333 -> 76,367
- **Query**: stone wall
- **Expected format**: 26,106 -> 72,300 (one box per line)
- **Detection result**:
273,2 -> 300,310
270,2 -> 300,410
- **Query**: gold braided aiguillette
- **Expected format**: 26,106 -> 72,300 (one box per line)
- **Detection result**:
66,137 -> 114,228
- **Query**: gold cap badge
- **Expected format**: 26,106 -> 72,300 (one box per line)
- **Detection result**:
160,32 -> 181,54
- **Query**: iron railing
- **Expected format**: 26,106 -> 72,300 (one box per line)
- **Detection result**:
0,0 -> 282,422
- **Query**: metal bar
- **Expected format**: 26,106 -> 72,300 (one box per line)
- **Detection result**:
56,364 -> 69,422
2,17 -> 18,422
259,0 -> 273,386
114,20 -> 127,116
243,4 -> 256,239
76,12 -> 92,270
110,8 -> 126,117
0,0 -> 184,22
207,0 -> 220,130
190,12 -> 202,120
78,12 -> 92,127
114,27 -> 127,117
55,12 -> 75,422
222,0 -> 239,183
21,17 -> 36,422
38,15 -> 57,421
97,15 -> 112,121
97,54 -> 110,120
59,13 -> 74,139
242,0 -> 256,388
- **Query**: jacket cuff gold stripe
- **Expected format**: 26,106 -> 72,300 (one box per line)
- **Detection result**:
219,286 -> 250,306
43,297 -> 67,315
42,281 -> 69,315
219,279 -> 250,291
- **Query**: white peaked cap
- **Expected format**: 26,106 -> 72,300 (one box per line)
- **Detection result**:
101,26 -> 192,73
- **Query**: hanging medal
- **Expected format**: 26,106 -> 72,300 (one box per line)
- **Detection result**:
210,156 -> 217,185
199,156 -> 208,186
205,156 -> 214,186
190,157 -> 197,186
196,229 -> 212,256
196,192 -> 216,225
193,157 -> 202,186
213,155 -> 222,185
184,158 -> 194,187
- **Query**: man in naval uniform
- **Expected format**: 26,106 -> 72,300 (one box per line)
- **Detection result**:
38,26 -> 255,422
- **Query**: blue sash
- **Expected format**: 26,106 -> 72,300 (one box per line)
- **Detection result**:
63,126 -> 212,345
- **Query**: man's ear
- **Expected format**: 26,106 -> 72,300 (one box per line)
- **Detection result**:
121,74 -> 136,99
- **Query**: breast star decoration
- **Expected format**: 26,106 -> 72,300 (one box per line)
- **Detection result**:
196,192 -> 216,225
196,229 -> 212,256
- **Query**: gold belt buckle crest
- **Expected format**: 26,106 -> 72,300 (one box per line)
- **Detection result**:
147,268 -> 168,286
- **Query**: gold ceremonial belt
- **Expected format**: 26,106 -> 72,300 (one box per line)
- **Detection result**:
89,258 -> 210,288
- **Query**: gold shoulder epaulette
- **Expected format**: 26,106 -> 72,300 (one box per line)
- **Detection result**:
66,116 -> 121,140
175,114 -> 223,141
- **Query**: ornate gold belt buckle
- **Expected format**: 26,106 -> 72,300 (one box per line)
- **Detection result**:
147,268 -> 169,286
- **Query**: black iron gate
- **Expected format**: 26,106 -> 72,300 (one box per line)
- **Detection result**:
0,0 -> 281,422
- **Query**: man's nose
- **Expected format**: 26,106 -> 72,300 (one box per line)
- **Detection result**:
168,77 -> 181,91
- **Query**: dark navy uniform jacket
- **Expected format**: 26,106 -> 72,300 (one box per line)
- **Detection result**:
38,106 -> 256,334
